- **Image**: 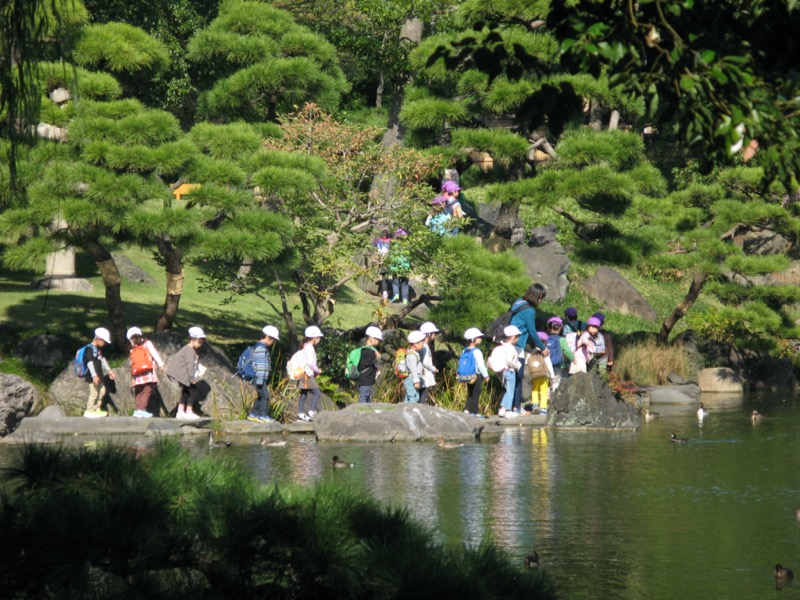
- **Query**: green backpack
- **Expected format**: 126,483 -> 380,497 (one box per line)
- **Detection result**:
345,346 -> 369,380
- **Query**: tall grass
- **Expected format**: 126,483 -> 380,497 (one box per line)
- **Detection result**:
0,441 -> 557,599
615,338 -> 691,385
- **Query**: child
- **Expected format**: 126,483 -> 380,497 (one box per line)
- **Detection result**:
488,325 -> 522,419
296,326 -> 324,421
425,197 -> 451,236
127,326 -> 165,418
529,332 -> 555,415
357,325 -> 383,403
82,327 -> 115,418
441,180 -> 465,219
462,328 -> 490,418
575,317 -> 603,374
388,230 -> 411,304
403,330 -> 426,403
545,316 -> 575,388
419,321 -> 440,404
591,312 -> 614,373
166,326 -> 207,420
373,229 -> 392,302
247,325 -> 280,423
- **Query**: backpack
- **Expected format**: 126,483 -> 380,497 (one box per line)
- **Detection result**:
526,352 -> 550,380
286,349 -> 307,380
236,345 -> 257,381
546,336 -> 563,367
487,345 -> 508,374
565,331 -> 578,354
486,301 -> 530,343
593,331 -> 606,355
457,347 -> 478,383
130,344 -> 155,377
73,344 -> 94,378
394,347 -> 409,379
345,346 -> 368,380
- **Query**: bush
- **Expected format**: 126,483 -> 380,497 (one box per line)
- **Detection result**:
614,337 -> 690,385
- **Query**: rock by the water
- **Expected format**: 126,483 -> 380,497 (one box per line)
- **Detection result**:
49,332 -> 249,418
584,267 -> 658,321
646,384 -> 700,404
697,367 -> 744,394
313,403 -> 483,442
36,405 -> 67,418
745,358 -> 796,392
16,334 -> 66,368
547,373 -> 640,429
0,374 -> 40,436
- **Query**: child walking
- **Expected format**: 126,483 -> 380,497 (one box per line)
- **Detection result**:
488,325 -> 522,419
461,328 -> 490,418
419,321 -> 440,404
127,327 -> 165,418
295,326 -> 324,421
529,332 -> 555,415
357,326 -> 383,403
166,326 -> 207,420
247,325 -> 280,423
403,331 -> 426,403
82,327 -> 115,418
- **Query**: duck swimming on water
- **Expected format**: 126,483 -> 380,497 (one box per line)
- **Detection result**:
752,410 -> 764,423
644,410 -> 660,422
697,403 -> 708,418
438,438 -> 464,449
209,433 -> 232,448
524,550 -> 540,568
776,564 -> 794,580
332,456 -> 353,469
259,437 -> 287,447
670,433 -> 688,443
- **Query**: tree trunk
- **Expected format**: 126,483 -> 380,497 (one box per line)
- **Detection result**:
375,71 -> 384,109
380,17 -> 423,150
84,241 -> 128,350
154,235 -> 184,332
493,202 -> 521,238
658,272 -> 708,345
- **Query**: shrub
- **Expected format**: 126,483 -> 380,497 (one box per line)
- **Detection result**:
615,337 -> 690,385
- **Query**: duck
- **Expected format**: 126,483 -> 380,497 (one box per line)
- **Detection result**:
208,432 -> 232,448
775,564 -> 794,580
697,402 -> 708,417
524,550 -> 540,568
644,409 -> 660,422
259,437 -> 287,447
332,455 -> 353,469
670,433 -> 688,443
438,438 -> 464,449
751,410 -> 764,423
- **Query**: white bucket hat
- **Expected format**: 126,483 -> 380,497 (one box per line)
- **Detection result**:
420,321 -> 440,334
503,325 -> 521,337
188,326 -> 206,339
407,330 -> 426,344
365,325 -> 383,340
464,327 -> 484,340
262,325 -> 280,340
94,327 -> 111,344
126,326 -> 143,340
304,325 -> 323,338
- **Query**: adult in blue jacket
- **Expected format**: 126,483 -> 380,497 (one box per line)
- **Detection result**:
509,283 -> 548,413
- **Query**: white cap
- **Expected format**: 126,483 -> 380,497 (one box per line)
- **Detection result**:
503,325 -> 521,337
262,325 -> 280,340
464,327 -> 484,340
94,327 -> 111,344
420,321 -> 440,334
126,327 -> 143,340
188,326 -> 206,339
407,330 -> 426,344
304,325 -> 323,338
365,325 -> 383,340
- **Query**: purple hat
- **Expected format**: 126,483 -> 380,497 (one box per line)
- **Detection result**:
547,316 -> 563,325
592,312 -> 605,324
432,195 -> 446,205
441,180 -> 461,193
394,227 -> 408,237
537,331 -> 549,342
587,317 -> 602,327
565,307 -> 578,319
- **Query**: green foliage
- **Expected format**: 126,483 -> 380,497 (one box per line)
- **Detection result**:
72,22 -> 170,73
450,128 -> 530,163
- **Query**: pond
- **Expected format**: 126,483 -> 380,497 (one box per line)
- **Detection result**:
4,392 -> 800,599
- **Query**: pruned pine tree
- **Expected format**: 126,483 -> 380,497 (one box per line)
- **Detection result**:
186,1 -> 350,123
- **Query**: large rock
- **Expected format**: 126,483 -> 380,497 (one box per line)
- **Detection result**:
645,384 -> 700,404
745,358 -> 796,392
696,367 -> 744,393
48,332 -> 248,418
112,252 -> 157,284
0,374 -> 40,436
547,373 -> 640,429
16,334 -> 66,368
514,225 -> 570,302
313,403 -> 484,442
584,267 -> 658,321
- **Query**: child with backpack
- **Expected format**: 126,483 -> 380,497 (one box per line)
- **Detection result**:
402,330 -> 426,403
528,332 -> 556,415
575,317 -> 603,373
563,307 -> 588,354
292,326 -> 324,421
459,328 -> 490,418
545,316 -> 575,389
419,321 -> 440,404
166,326 -> 207,420
355,326 -> 383,403
80,327 -> 115,418
127,327 -> 165,418
246,325 -> 280,423
590,312 -> 614,373
487,325 -> 522,418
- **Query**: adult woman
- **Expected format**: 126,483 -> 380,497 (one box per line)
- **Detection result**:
509,283 -> 548,414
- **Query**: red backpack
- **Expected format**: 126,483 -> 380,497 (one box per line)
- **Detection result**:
130,344 -> 155,376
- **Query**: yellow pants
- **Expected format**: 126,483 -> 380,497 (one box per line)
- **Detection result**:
531,377 -> 549,409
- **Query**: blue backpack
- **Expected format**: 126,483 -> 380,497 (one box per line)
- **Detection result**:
546,335 -> 563,367
236,345 -> 257,381
457,347 -> 478,382
73,344 -> 94,378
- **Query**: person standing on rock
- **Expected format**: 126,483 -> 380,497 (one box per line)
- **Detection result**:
295,326 -> 324,422
127,327 -> 165,418
403,331 -> 426,403
591,312 -> 614,373
563,308 -> 587,354
82,327 -> 115,418
545,317 -> 575,386
575,317 -> 603,374
166,326 -> 207,420
357,326 -> 383,403
419,321 -> 440,404
509,284 -> 549,413
488,325 -> 522,418
247,325 -> 280,423
462,328 -> 490,418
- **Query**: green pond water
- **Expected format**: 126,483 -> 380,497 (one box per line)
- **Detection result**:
3,391 -> 800,599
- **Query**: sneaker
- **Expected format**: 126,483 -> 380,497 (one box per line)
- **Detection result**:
390,295 -> 400,303
83,409 -> 107,419
498,407 -> 507,417
297,413 -> 310,422
504,411 -> 518,419
175,411 -> 189,420
246,414 -> 261,423
402,299 -> 409,305
133,410 -> 153,418
308,410 -> 317,419
539,408 -> 548,415
183,412 -> 202,421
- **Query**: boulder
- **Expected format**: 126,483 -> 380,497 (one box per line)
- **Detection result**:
111,252 -> 157,284
37,405 -> 66,418
313,403 -> 484,442
48,332 -> 249,418
514,225 -> 570,302
645,384 -> 700,404
546,372 -> 640,430
696,367 -> 744,393
745,358 -> 797,391
16,334 -> 66,368
0,374 -> 40,437
583,267 -> 658,321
